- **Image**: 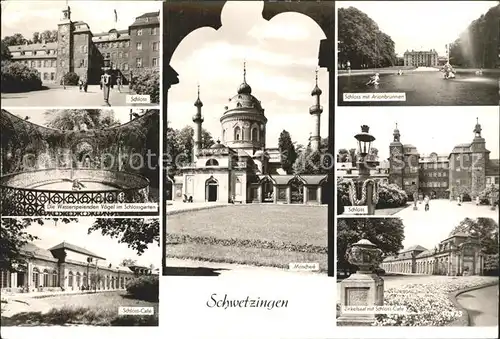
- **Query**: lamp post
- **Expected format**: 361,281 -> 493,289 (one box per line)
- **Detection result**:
338,238 -> 384,326
346,125 -> 379,215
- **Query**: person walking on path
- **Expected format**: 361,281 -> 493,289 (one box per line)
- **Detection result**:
116,75 -> 122,93
476,196 -> 480,206
424,195 -> 430,211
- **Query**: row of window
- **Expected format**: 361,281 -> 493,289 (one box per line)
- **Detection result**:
422,171 -> 448,177
486,177 -> 500,184
421,181 -> 447,188
96,41 -> 130,49
18,59 -> 57,68
230,126 -> 260,142
136,27 -> 158,36
108,57 -> 159,70
12,49 -> 57,57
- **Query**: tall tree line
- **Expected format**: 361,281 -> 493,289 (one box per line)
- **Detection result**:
449,4 -> 500,68
338,7 -> 397,69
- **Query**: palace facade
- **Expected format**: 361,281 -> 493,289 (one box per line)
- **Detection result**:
388,119 -> 499,200
0,241 -> 152,293
166,66 -> 330,205
7,6 -> 160,85
403,49 -> 439,67
380,232 -> 484,276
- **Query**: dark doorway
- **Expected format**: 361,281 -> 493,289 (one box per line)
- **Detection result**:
261,178 -> 274,203
166,180 -> 173,200
206,177 -> 218,202
289,178 -> 304,204
321,179 -> 330,205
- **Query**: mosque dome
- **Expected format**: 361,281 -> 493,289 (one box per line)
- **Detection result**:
311,84 -> 322,96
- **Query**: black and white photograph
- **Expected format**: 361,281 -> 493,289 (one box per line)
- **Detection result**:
1,217 -> 160,326
336,107 -> 500,217
1,1 -> 161,107
337,1 -> 499,106
0,108 -> 160,216
164,1 -> 334,277
336,217 -> 499,326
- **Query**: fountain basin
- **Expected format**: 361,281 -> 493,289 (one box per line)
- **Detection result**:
0,168 -> 150,216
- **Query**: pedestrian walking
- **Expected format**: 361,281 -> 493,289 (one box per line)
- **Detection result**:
78,79 -> 83,91
83,78 -> 88,92
117,75 -> 122,93
424,195 -> 430,211
100,74 -> 104,90
475,196 -> 480,206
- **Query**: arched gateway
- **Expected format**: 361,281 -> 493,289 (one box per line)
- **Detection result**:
205,177 -> 219,202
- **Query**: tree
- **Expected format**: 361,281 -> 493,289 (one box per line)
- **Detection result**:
293,146 -> 330,175
89,272 -> 104,292
338,7 -> 397,69
1,33 -> 30,47
370,147 -> 379,158
349,148 -> 357,167
87,218 -> 160,255
44,109 -> 119,130
449,217 -> 499,255
40,30 -> 58,43
32,32 -> 41,44
121,258 -> 137,267
278,130 -> 297,174
337,218 -> 405,274
1,41 -> 12,61
0,218 -> 73,271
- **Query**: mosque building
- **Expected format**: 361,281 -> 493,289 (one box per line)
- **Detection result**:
166,64 -> 330,205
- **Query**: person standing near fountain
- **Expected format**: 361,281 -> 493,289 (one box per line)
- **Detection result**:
424,195 -> 430,211
367,73 -> 380,86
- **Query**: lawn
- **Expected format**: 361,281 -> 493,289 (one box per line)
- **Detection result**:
1,291 -> 159,326
166,205 -> 328,271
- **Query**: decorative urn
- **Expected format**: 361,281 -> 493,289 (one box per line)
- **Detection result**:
345,239 -> 383,273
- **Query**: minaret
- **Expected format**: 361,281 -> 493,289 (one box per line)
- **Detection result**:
309,68 -> 323,152
193,83 -> 204,158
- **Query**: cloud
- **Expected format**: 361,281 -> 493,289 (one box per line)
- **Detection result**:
248,19 -> 312,41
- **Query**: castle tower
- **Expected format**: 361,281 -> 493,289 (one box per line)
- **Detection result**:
56,5 -> 74,82
309,69 -> 323,152
470,117 -> 489,198
193,84 -> 204,158
389,122 -> 404,188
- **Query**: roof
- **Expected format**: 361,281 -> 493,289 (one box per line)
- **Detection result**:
299,175 -> 328,185
8,42 -> 57,52
48,241 -> 106,260
21,243 -> 58,262
402,245 -> 427,252
415,249 -> 434,258
130,12 -> 160,27
450,143 -> 471,154
136,11 -> 160,18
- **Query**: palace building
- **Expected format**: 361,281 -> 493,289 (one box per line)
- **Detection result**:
166,65 -> 330,205
0,241 -> 152,293
380,232 -> 484,276
388,119 -> 499,200
403,49 -> 439,67
7,6 -> 160,85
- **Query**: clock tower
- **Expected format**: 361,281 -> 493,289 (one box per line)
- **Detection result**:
470,118 -> 489,198
56,6 -> 74,83
389,123 -> 404,188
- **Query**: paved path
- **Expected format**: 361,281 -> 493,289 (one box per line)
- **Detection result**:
166,202 -> 229,215
456,284 -> 499,326
165,258 -> 324,278
393,200 -> 499,249
1,85 -> 157,107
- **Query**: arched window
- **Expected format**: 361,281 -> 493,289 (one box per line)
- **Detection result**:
76,272 -> 81,287
251,127 -> 258,141
43,269 -> 49,287
68,271 -> 74,287
222,129 -> 226,141
32,267 -> 40,287
234,126 -> 241,141
52,270 -> 58,287
206,159 -> 219,166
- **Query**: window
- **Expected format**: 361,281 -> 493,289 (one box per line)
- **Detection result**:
51,60 -> 56,67
112,52 -> 117,59
308,187 -> 317,201
251,127 -> 258,141
68,272 -> 73,287
81,45 -> 85,53
32,268 -> 40,287
234,126 -> 241,141
136,42 -> 142,50
37,60 -> 41,67
0,270 -> 10,288
205,159 -> 219,166
124,41 -> 129,48
495,177 -> 499,184
151,27 -> 157,35
123,63 -> 129,71
79,59 -> 85,67
124,52 -> 128,58
137,29 -> 143,36
118,52 -> 122,58
152,57 -> 158,67
43,60 -> 49,67
136,58 -> 143,67
50,72 -> 55,80
43,270 -> 49,287
43,72 -> 49,80
152,42 -> 159,51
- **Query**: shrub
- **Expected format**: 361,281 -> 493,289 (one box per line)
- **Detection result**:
337,178 -> 408,210
478,184 -> 499,205
1,60 -> 42,92
126,275 -> 159,302
131,68 -> 160,103
61,72 -> 80,86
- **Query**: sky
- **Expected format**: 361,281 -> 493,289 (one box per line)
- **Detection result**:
337,1 -> 497,56
1,0 -> 161,38
25,218 -> 161,269
6,108 -> 138,127
168,1 -> 329,148
335,106 -> 500,160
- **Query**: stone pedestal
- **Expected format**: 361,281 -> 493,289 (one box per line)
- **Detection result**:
338,271 -> 384,326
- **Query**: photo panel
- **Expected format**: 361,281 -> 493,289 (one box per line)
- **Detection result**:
163,0 -> 334,277
1,1 -> 161,107
0,217 -> 160,327
0,108 -> 160,216
336,1 -> 499,106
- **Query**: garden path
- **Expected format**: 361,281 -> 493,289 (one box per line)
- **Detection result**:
456,284 -> 499,326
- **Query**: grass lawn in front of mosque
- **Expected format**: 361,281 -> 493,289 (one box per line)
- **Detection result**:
166,204 -> 328,271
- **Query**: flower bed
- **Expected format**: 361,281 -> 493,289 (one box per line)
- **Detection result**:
337,276 -> 497,326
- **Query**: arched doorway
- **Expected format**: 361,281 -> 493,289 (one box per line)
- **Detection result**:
205,177 -> 219,202
261,177 -> 274,202
289,177 -> 304,204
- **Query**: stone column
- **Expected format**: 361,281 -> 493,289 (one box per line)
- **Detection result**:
27,262 -> 33,290
273,185 -> 277,204
286,186 -> 291,204
303,186 -> 308,204
338,239 -> 384,326
317,186 -> 322,204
